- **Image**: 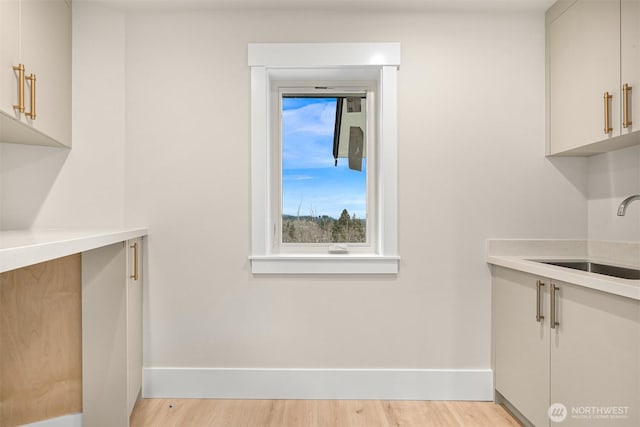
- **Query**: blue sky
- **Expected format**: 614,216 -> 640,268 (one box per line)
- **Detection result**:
282,97 -> 366,219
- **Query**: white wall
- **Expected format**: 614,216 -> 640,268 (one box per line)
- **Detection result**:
2,1 -> 637,397
0,154 -> 3,229
587,145 -> 640,242
122,8 -> 587,371
0,3 -> 126,229
0,2 -> 600,391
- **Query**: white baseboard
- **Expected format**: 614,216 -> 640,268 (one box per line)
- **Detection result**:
20,413 -> 82,427
143,368 -> 493,401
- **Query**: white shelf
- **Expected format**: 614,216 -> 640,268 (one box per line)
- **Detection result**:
0,228 -> 147,273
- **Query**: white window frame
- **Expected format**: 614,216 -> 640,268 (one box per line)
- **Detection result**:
248,43 -> 400,274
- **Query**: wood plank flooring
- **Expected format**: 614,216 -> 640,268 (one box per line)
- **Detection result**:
130,399 -> 523,427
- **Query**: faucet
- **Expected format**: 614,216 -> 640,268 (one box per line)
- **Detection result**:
617,195 -> 640,216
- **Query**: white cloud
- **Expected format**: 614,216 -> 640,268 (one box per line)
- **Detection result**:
283,174 -> 314,181
281,101 -> 337,169
282,102 -> 336,137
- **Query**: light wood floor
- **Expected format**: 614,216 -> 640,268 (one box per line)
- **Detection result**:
130,399 -> 523,427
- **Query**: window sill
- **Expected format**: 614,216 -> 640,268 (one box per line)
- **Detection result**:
249,254 -> 400,275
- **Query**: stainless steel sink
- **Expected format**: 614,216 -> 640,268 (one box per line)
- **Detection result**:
533,260 -> 640,280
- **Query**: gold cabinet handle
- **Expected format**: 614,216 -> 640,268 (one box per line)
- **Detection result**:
12,64 -> 25,113
536,280 -> 545,322
550,284 -> 560,329
603,92 -> 612,134
623,83 -> 632,128
130,242 -> 139,281
25,73 -> 36,120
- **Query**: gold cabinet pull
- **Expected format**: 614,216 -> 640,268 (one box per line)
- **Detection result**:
550,284 -> 560,329
130,242 -> 139,281
603,92 -> 612,133
25,73 -> 36,120
623,83 -> 632,128
536,280 -> 545,322
12,64 -> 25,113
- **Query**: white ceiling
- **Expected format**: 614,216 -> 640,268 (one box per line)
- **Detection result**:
75,0 -> 556,12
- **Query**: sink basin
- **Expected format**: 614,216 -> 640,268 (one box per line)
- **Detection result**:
533,260 -> 640,280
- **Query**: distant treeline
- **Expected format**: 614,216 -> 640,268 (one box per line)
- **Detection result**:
282,209 -> 365,243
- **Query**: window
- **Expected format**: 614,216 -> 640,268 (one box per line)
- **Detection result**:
279,87 -> 373,250
249,43 -> 400,274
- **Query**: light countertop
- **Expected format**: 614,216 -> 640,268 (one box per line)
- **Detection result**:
0,228 -> 147,273
487,239 -> 640,301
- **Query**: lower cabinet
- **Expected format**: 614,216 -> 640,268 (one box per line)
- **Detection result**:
82,239 -> 143,427
493,267 -> 550,427
127,238 -> 143,416
550,282 -> 639,427
492,266 -> 640,427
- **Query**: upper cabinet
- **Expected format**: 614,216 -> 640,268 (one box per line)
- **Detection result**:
622,0 -> 640,136
547,0 -> 640,156
0,0 -> 71,148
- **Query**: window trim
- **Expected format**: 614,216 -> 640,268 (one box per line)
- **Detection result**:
249,43 -> 400,274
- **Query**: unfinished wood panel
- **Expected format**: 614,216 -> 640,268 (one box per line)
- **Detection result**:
130,399 -> 522,427
0,254 -> 82,427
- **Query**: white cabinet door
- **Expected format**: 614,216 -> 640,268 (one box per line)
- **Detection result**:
493,267 -> 551,427
82,243 -> 129,427
20,0 -> 71,146
550,281 -> 640,427
548,0 -> 621,154
126,238 -> 143,416
0,0 -> 20,118
83,239 -> 144,426
622,0 -> 640,135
